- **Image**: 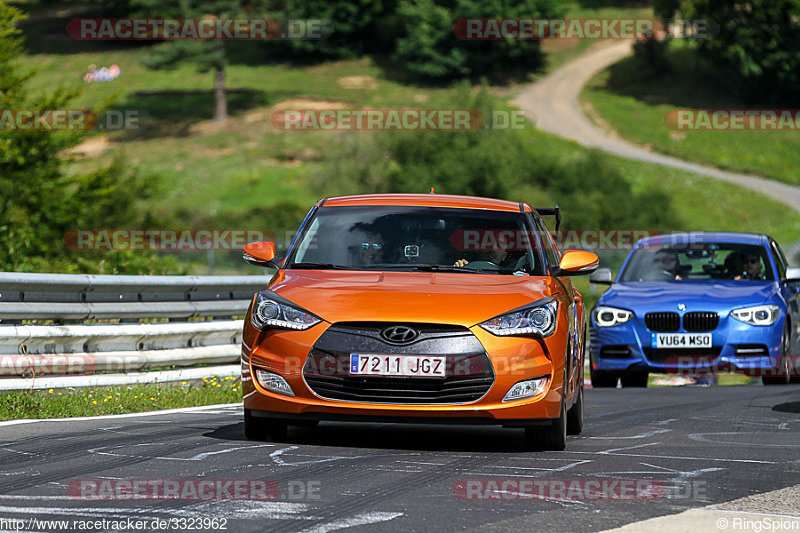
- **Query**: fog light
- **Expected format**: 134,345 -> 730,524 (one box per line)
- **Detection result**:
255,369 -> 294,397
502,376 -> 549,402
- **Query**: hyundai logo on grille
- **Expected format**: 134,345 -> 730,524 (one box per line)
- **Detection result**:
381,326 -> 419,344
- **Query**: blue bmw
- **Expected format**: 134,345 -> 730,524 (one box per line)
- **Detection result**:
588,232 -> 800,387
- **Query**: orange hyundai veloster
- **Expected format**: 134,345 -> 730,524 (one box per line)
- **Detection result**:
240,194 -> 598,450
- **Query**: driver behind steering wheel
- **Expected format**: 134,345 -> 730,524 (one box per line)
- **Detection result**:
454,246 -> 507,268
454,246 -> 527,271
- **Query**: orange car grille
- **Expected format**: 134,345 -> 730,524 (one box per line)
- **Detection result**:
302,322 -> 494,404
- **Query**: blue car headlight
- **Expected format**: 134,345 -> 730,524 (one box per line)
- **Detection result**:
251,292 -> 321,331
731,304 -> 780,326
479,300 -> 558,337
594,306 -> 633,327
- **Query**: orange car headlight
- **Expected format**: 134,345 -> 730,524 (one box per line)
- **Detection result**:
252,291 -> 321,331
479,300 -> 558,337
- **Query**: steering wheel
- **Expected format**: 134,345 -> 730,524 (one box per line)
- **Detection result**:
466,260 -> 501,271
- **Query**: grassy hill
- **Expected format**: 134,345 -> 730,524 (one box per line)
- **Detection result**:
13,0 -> 800,281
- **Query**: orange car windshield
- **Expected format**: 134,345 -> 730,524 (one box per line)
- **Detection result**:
286,205 -> 546,275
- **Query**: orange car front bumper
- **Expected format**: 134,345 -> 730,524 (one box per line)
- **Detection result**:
241,320 -> 568,425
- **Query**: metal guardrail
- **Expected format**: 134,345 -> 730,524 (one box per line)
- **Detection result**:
0,272 -> 265,320
0,273 -> 267,390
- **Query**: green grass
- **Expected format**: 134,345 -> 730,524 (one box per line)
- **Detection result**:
520,127 -> 800,246
0,376 -> 241,420
580,43 -> 800,185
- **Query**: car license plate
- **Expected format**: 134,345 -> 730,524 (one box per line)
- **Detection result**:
653,333 -> 712,348
349,354 -> 446,377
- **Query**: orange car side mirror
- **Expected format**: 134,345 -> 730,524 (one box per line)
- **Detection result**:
243,241 -> 280,269
552,250 -> 599,277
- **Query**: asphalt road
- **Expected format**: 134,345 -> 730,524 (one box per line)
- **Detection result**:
1,385 -> 798,532
512,42 -> 800,212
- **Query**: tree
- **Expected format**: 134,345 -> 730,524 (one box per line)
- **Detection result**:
656,0 -> 800,103
132,0 -> 271,122
0,3 -> 162,273
393,0 -> 564,80
281,0 -> 392,58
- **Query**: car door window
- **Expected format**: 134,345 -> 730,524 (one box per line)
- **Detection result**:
771,241 -> 787,280
533,216 -> 560,271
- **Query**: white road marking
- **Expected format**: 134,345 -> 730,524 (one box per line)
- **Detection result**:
298,512 -> 404,533
567,443 -> 777,464
474,460 -> 594,472
268,446 -> 371,466
691,415 -> 797,429
0,447 -> 36,456
489,490 -> 586,507
587,428 -> 672,439
86,442 -> 275,461
706,509 -> 800,520
0,501 -> 319,522
0,505 -> 153,520
187,501 -> 315,520
0,403 -> 241,427
0,495 -> 71,500
395,460 -> 447,466
688,432 -> 800,447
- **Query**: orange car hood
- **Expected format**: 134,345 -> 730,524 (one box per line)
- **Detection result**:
267,270 -> 556,326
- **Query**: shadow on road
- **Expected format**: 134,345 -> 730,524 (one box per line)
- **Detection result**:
772,401 -> 800,413
205,421 -> 534,453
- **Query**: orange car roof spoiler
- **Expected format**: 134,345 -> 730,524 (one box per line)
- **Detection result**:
533,205 -> 561,233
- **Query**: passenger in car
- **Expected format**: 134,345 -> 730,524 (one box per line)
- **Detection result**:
725,251 -> 765,280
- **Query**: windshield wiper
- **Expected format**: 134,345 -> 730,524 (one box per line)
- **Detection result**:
375,264 -> 492,274
289,262 -> 352,270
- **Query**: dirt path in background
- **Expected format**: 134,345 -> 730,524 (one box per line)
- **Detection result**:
512,41 -> 800,211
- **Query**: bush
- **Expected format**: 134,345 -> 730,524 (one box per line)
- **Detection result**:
316,83 -> 678,231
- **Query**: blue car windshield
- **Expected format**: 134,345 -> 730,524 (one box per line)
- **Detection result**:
619,243 -> 773,282
286,205 -> 547,275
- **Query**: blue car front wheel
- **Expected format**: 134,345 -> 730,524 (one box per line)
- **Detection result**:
590,366 -> 618,388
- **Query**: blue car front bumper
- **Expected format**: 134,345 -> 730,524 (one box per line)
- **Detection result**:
589,311 -> 784,375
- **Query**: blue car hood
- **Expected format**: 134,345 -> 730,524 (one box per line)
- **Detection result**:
599,281 -> 777,313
